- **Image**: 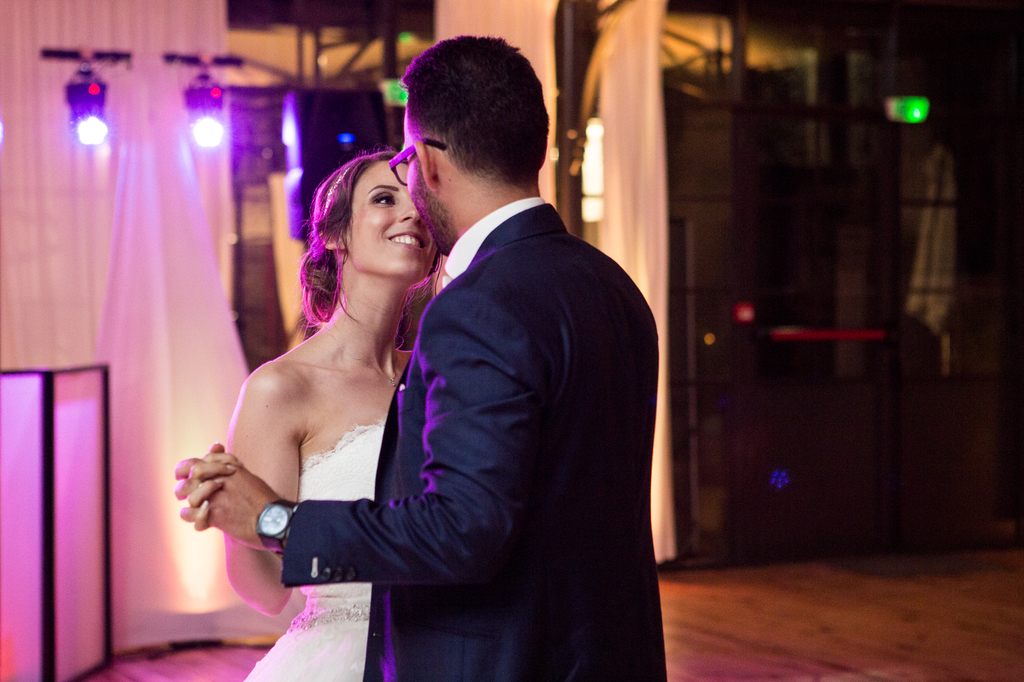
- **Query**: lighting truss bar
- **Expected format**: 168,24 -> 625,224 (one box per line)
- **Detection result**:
163,53 -> 244,67
40,49 -> 131,64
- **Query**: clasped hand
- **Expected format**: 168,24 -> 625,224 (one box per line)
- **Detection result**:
174,445 -> 280,549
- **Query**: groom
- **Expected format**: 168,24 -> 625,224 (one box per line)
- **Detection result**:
178,36 -> 667,681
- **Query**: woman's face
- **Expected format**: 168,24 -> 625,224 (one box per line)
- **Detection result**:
342,161 -> 436,285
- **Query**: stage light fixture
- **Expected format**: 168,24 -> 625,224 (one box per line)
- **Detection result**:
65,64 -> 109,145
184,73 -> 225,147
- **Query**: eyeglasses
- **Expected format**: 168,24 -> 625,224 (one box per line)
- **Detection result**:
389,139 -> 447,186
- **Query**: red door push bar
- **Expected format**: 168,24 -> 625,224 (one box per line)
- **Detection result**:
767,328 -> 887,342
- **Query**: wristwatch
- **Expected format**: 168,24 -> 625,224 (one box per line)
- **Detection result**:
256,499 -> 297,553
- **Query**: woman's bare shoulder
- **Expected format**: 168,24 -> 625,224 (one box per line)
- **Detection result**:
228,356 -> 315,462
240,356 -> 316,413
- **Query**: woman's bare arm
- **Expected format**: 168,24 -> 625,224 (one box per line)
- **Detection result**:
222,362 -> 306,616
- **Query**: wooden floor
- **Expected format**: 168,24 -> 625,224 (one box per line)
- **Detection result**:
660,549 -> 1024,681
83,549 -> 1024,682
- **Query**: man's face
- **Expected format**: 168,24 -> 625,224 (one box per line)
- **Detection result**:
404,113 -> 459,256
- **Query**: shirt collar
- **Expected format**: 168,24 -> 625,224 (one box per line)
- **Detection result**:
443,197 -> 546,282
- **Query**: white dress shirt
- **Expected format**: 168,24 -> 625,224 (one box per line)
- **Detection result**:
442,197 -> 547,286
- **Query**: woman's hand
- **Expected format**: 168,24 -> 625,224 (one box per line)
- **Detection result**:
175,443 -> 283,544
174,444 -> 240,530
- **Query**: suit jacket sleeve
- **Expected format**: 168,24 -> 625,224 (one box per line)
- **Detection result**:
281,284 -> 544,587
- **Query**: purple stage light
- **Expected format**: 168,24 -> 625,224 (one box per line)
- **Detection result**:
66,72 -> 109,145
183,72 -> 226,147
191,116 -> 224,147
75,115 -> 108,145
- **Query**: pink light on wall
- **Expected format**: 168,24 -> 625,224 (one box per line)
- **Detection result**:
54,370 -> 108,680
1,373 -> 45,681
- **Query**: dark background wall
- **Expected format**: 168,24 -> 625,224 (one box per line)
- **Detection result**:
664,0 -> 1023,565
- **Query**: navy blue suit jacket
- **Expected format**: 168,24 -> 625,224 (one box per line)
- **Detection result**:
282,205 -> 666,681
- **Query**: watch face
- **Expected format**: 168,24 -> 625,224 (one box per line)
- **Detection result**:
260,505 -> 289,536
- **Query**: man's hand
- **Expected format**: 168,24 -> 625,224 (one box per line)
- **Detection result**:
175,445 -> 281,549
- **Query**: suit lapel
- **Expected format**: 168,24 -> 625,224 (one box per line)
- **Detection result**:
373,367 -> 404,502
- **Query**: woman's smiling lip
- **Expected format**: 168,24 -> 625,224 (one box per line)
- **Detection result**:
389,233 -> 425,247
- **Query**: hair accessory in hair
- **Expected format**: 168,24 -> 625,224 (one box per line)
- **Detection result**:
326,171 -> 346,204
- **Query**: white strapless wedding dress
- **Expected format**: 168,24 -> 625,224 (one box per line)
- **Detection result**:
244,420 -> 384,682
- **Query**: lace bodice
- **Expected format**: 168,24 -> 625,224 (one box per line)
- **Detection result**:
245,421 -> 384,680
299,419 -> 384,502
292,419 -> 384,625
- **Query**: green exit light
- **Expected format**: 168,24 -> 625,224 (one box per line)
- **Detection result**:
885,96 -> 930,123
381,79 -> 408,107
398,31 -> 414,44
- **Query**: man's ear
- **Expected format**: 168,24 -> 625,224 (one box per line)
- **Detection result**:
415,140 -> 442,192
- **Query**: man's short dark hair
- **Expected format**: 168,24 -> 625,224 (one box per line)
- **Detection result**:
402,36 -> 549,186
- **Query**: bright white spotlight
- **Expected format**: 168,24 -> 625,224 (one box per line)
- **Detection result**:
76,115 -> 109,145
192,116 -> 224,147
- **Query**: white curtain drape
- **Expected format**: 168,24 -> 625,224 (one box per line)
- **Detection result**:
435,0 -> 559,203
905,143 -> 956,336
599,0 -> 676,563
0,0 -> 297,649
1,1 -> 118,369
0,0 -> 236,369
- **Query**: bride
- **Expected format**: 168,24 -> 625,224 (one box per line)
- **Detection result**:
184,149 -> 436,681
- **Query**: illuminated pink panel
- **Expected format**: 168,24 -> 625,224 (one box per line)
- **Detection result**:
1,373 -> 44,682
54,371 -> 106,680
